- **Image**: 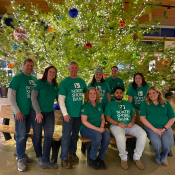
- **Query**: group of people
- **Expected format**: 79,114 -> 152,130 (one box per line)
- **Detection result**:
8,58 -> 175,172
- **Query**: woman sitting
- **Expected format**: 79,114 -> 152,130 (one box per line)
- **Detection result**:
140,86 -> 175,166
80,87 -> 111,170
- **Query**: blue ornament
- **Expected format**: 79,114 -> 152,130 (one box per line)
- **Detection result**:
12,43 -> 20,50
54,103 -> 60,110
69,8 -> 78,18
58,14 -> 62,19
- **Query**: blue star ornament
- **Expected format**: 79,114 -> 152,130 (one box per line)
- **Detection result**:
12,43 -> 20,50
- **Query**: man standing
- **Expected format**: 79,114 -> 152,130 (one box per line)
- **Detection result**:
8,58 -> 37,172
105,66 -> 125,101
104,86 -> 146,170
58,61 -> 87,169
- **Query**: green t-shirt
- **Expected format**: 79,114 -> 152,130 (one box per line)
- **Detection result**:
59,76 -> 87,118
139,100 -> 175,128
32,79 -> 59,112
87,82 -> 110,108
9,72 -> 37,115
126,83 -> 150,110
105,76 -> 125,101
104,100 -> 135,126
80,102 -> 103,131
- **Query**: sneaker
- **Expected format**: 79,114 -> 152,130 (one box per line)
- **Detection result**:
17,158 -> 26,172
162,161 -> 168,166
121,160 -> 128,170
61,159 -> 72,169
69,153 -> 79,162
96,157 -> 106,170
37,157 -> 42,166
16,154 -> 33,163
41,162 -> 58,169
89,157 -> 99,170
133,159 -> 144,170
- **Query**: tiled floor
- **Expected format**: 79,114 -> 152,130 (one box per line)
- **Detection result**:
0,97 -> 175,175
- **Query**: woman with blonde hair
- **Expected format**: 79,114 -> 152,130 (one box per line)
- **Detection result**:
140,86 -> 175,166
80,87 -> 111,170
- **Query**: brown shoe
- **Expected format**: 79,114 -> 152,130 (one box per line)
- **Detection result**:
61,159 -> 72,169
133,159 -> 144,170
121,160 -> 128,170
156,162 -> 161,165
69,153 -> 79,162
162,161 -> 168,166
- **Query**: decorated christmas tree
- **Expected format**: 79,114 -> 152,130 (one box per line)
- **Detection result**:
0,0 -> 175,91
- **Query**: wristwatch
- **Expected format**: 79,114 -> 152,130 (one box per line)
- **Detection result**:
163,126 -> 168,131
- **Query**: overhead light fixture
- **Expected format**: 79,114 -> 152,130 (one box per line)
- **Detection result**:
167,6 -> 170,10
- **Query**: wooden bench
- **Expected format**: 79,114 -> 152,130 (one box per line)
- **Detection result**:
79,110 -> 143,163
0,105 -> 63,163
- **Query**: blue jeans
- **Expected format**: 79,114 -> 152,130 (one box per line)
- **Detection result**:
14,114 -> 31,159
80,128 -> 111,160
142,125 -> 174,163
30,108 -> 55,163
60,117 -> 81,161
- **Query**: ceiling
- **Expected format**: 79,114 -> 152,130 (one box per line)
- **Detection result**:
0,0 -> 175,27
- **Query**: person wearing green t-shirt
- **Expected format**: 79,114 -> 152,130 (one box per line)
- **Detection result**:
126,73 -> 150,110
80,87 -> 111,170
8,58 -> 37,172
105,86 -> 146,170
87,66 -> 111,109
140,86 -> 175,166
30,66 -> 58,169
105,66 -> 125,101
58,61 -> 87,169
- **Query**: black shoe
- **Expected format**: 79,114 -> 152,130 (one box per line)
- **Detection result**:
89,158 -> 99,170
96,157 -> 106,170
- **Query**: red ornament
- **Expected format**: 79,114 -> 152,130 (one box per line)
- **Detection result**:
8,63 -> 14,69
48,26 -> 54,32
84,42 -> 92,49
118,20 -> 126,28
14,28 -> 27,41
103,73 -> 109,79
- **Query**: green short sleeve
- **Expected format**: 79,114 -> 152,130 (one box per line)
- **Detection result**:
126,84 -> 133,96
106,82 -> 111,93
58,80 -> 67,96
104,103 -> 111,117
139,101 -> 147,116
167,101 -> 175,119
81,104 -> 88,116
130,103 -> 136,115
9,75 -> 20,91
33,80 -> 41,92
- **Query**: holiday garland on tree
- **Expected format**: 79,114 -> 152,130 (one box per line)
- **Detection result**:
0,0 -> 175,91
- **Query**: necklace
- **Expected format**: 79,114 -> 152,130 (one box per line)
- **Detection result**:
110,77 -> 117,93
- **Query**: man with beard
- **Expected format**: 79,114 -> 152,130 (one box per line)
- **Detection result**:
104,86 -> 146,170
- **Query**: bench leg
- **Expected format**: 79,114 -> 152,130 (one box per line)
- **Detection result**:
126,138 -> 136,161
168,150 -> 173,157
84,142 -> 91,166
50,140 -> 61,164
2,119 -> 12,140
81,142 -> 86,154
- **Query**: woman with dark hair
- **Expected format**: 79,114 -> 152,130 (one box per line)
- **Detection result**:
126,73 -> 150,110
80,87 -> 111,170
87,66 -> 111,109
30,66 -> 59,169
140,86 -> 175,165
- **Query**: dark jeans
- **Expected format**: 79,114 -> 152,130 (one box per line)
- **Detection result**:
14,114 -> 31,159
60,117 -> 81,161
142,125 -> 174,163
80,128 -> 111,160
30,108 -> 55,163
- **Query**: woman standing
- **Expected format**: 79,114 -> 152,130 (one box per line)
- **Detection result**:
126,73 -> 150,110
80,87 -> 111,170
30,66 -> 59,169
88,66 -> 111,109
140,86 -> 175,165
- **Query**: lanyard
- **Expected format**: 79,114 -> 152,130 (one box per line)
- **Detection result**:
110,77 -> 117,92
